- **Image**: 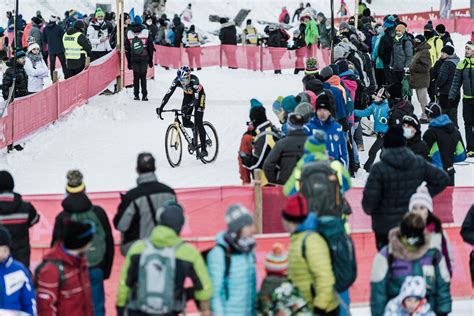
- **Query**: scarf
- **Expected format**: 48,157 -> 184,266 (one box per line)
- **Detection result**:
27,52 -> 43,68
224,231 -> 256,254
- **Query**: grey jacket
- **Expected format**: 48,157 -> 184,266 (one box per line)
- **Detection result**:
113,172 -> 176,255
448,57 -> 474,99
390,35 -> 413,71
29,23 -> 43,49
437,55 -> 460,96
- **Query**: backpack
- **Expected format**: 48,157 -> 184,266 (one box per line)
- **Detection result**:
70,208 -> 106,267
132,239 -> 183,314
302,216 -> 357,293
300,160 -> 349,217
131,34 -> 145,55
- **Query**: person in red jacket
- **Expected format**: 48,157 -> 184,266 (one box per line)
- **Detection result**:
35,220 -> 95,316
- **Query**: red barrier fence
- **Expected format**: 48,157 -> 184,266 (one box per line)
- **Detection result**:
0,51 -> 156,150
24,185 -> 473,312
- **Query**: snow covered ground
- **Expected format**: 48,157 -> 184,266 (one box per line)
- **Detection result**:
1,32 -> 473,194
351,299 -> 473,315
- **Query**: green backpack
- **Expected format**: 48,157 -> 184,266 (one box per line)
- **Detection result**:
70,208 -> 106,267
131,35 -> 145,55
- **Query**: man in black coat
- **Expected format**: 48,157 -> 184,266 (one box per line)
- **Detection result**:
377,19 -> 396,83
63,20 -> 92,78
362,126 -> 449,250
2,51 -> 28,100
172,15 -> 185,47
263,113 -> 307,185
436,45 -> 460,127
0,171 -> 40,268
43,15 -> 68,79
51,170 -> 114,316
402,114 -> 429,160
219,18 -> 237,45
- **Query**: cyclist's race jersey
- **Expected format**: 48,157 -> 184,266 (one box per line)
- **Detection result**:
161,74 -> 205,109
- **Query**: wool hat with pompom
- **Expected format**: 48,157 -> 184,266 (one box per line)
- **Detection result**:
66,170 -> 85,194
264,243 -> 288,275
409,182 -> 433,213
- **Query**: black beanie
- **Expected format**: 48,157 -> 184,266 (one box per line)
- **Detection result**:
137,153 -> 156,173
159,203 -> 185,234
384,126 -> 406,148
250,106 -> 267,126
0,225 -> 12,248
329,64 -> 340,76
425,102 -> 442,118
316,93 -> 335,117
0,171 -> 14,192
335,59 -> 349,74
74,20 -> 85,31
441,45 -> 454,56
424,21 -> 433,31
62,221 -> 94,250
32,17 -> 42,25
435,24 -> 446,34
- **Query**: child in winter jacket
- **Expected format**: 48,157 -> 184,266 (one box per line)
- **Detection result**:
354,87 -> 390,172
25,42 -> 49,93
384,276 -> 434,316
0,226 -> 36,314
257,243 -> 289,315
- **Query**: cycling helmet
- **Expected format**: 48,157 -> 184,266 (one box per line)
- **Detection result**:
177,66 -> 191,81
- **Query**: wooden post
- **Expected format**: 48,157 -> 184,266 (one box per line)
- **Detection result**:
116,0 -> 125,91
253,169 -> 263,234
354,0 -> 360,29
52,70 -> 58,83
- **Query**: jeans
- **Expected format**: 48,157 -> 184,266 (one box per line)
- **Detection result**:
89,268 -> 105,316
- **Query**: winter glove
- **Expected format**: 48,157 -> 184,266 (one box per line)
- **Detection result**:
156,107 -> 164,120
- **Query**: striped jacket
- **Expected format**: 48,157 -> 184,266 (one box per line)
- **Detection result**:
0,192 -> 39,268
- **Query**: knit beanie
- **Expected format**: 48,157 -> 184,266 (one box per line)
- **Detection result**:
333,45 -> 346,61
441,45 -> 454,56
15,50 -> 26,59
395,24 -> 406,34
424,21 -> 434,31
402,114 -> 421,133
250,106 -> 267,126
435,24 -> 446,34
95,8 -> 105,19
31,16 -> 42,25
281,95 -> 299,113
383,126 -> 406,148
265,243 -> 288,275
250,98 -> 263,113
304,131 -> 327,154
339,22 -> 350,31
399,276 -> 427,301
0,225 -> 12,248
414,34 -> 426,43
425,102 -> 442,118
295,102 -> 314,122
0,171 -> 14,192
400,213 -> 426,248
409,183 -> 433,213
226,204 -> 254,233
134,15 -> 143,26
66,170 -> 85,193
282,194 -> 308,223
62,220 -> 95,250
74,20 -> 86,31
316,92 -> 335,117
335,59 -> 349,74
137,152 -> 156,173
159,203 -> 185,234
383,19 -> 395,29
319,66 -> 334,81
287,113 -> 305,131
305,57 -> 318,75
466,41 -> 474,50
27,42 -> 40,53
49,15 -> 59,23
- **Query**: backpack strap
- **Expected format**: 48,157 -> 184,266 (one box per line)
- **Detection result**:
145,194 -> 158,226
215,244 -> 232,301
35,259 -> 66,289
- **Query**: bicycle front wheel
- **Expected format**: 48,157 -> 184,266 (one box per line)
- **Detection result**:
200,121 -> 219,164
165,124 -> 183,167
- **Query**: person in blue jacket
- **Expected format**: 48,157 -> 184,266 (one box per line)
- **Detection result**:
0,225 -> 36,315
207,204 -> 257,316
304,92 -> 349,168
354,87 -> 390,172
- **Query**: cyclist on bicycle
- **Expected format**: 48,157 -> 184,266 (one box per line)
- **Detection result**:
157,66 -> 208,157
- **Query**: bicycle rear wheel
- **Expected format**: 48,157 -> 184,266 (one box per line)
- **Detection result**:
200,121 -> 219,164
165,124 -> 183,167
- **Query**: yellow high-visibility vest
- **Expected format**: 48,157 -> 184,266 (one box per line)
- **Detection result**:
63,32 -> 85,60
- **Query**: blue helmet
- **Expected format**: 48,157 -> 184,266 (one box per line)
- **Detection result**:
177,66 -> 191,81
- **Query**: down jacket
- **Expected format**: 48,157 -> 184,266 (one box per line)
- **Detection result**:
436,55 -> 460,96
362,147 -> 449,235
370,229 -> 452,316
263,129 -> 306,185
24,55 -> 49,93
448,57 -> 474,99
409,41 -> 432,89
390,34 -> 413,71
207,232 -> 257,316
2,58 -> 28,100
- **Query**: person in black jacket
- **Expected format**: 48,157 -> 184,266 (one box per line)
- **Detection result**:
172,15 -> 185,47
0,171 -> 39,268
362,126 -> 449,250
423,102 -> 466,186
144,15 -> 158,43
402,114 -> 429,160
43,15 -> 68,79
63,20 -> 92,78
292,2 -> 305,23
219,18 -> 237,45
435,24 -> 454,46
113,153 -> 176,256
436,45 -> 460,127
125,16 -> 154,101
263,113 -> 307,185
2,51 -> 28,100
460,204 -> 474,287
51,170 -> 114,316
377,19 -> 396,83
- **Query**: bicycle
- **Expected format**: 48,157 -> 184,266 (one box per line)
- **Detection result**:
162,109 -> 219,167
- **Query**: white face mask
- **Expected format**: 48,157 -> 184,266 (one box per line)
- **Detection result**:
146,20 -> 152,26
403,127 -> 415,139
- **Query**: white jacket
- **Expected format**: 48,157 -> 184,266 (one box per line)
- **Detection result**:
24,56 -> 49,93
86,20 -> 112,53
